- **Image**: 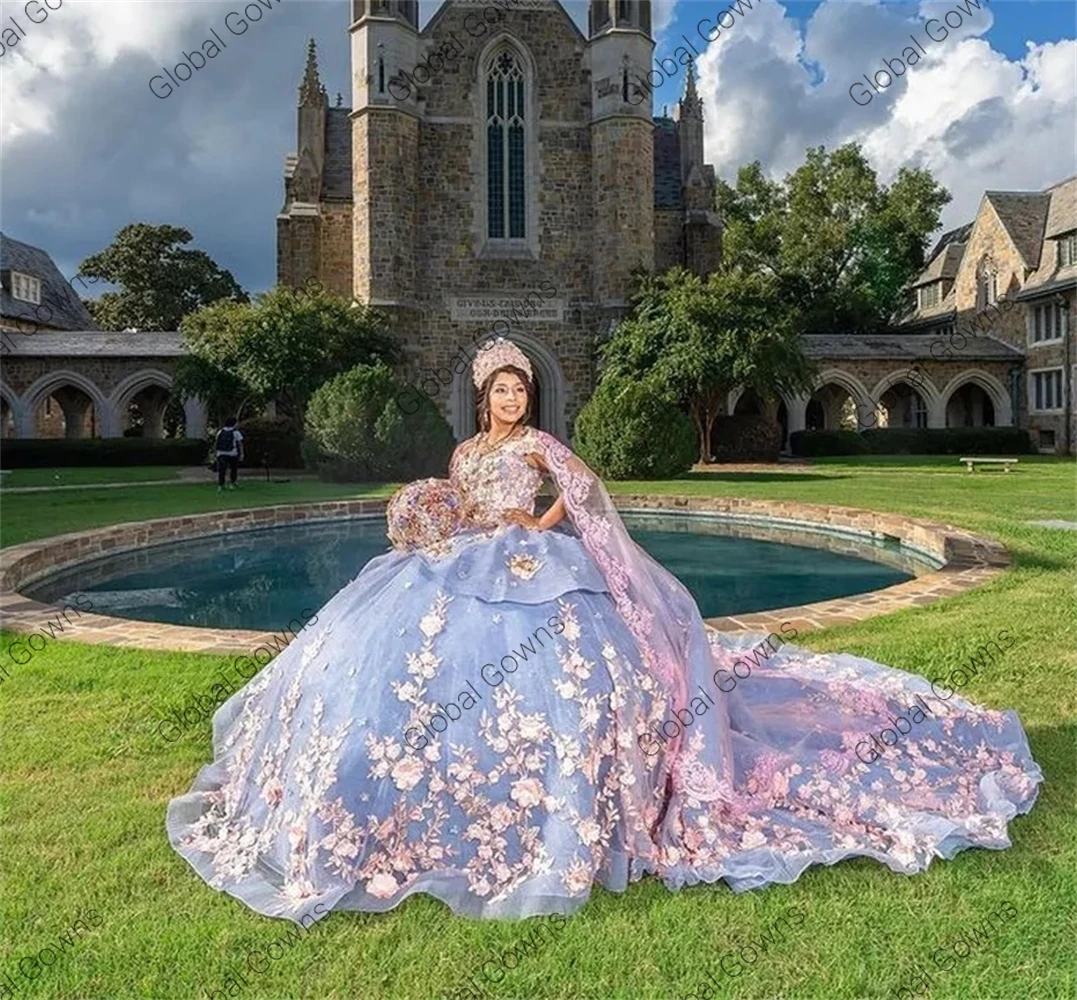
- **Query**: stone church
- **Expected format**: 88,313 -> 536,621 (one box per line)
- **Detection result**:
3,1 -> 1072,454
276,0 -> 721,441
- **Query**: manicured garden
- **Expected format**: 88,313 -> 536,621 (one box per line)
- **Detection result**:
0,457 -> 1073,999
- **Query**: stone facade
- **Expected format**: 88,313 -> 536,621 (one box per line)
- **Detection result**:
276,0 -> 720,439
896,177 -> 1077,454
0,331 -> 204,440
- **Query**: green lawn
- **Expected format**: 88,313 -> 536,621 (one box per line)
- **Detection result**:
0,460 -> 1073,999
0,466 -> 190,488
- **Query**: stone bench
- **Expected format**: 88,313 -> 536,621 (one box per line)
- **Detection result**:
960,457 -> 1018,473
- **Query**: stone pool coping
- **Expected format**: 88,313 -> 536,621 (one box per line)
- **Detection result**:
0,496 -> 1010,654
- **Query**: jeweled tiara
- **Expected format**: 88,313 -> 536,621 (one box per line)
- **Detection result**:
471,337 -> 533,388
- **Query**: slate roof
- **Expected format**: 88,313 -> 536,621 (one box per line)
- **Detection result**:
926,222 -> 973,263
322,107 -> 353,202
0,330 -> 184,356
915,241 -> 964,286
0,233 -> 99,332
802,333 -> 1023,361
1044,175 -> 1077,238
984,191 -> 1051,269
653,117 -> 683,210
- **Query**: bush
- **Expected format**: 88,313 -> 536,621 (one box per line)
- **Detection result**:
789,429 -> 871,457
573,377 -> 697,479
229,417 -> 304,469
861,427 -> 1033,455
709,415 -> 783,462
303,363 -> 455,481
0,437 -> 207,468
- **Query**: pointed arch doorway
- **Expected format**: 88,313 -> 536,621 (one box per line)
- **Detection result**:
450,334 -> 568,442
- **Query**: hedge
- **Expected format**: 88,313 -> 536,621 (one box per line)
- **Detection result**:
709,415 -> 783,463
788,430 -> 871,457
789,427 -> 1033,457
225,417 -> 304,469
303,363 -> 455,481
0,437 -> 207,468
573,377 -> 696,479
861,427 -> 1033,455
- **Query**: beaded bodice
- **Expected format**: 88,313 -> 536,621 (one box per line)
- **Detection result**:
450,427 -> 544,522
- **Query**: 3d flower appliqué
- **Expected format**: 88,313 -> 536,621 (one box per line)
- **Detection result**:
508,553 -> 543,580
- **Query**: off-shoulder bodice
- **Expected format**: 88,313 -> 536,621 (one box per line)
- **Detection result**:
449,427 -> 545,523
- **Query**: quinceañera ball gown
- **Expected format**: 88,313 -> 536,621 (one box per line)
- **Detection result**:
167,340 -> 1042,924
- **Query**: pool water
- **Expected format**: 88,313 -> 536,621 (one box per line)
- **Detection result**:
25,512 -> 922,629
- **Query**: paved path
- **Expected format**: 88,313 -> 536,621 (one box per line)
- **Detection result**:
1025,519 -> 1077,531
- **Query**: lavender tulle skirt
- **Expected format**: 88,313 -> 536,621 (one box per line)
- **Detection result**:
166,525 -> 1042,923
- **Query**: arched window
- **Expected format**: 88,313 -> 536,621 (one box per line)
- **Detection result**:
486,50 -> 526,240
977,256 -> 997,309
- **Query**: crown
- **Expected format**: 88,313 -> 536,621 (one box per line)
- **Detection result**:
471,338 -> 534,388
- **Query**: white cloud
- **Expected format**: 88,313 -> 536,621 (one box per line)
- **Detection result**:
0,0 -> 1071,292
0,0 -> 220,140
695,0 -> 1076,230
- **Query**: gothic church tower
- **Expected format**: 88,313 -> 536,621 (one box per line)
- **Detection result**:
278,0 -> 723,440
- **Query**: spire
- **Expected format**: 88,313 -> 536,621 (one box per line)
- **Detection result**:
681,57 -> 703,120
299,38 -> 327,107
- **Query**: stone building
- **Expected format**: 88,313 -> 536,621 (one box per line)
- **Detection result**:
276,0 -> 1074,453
3,2 -> 1071,456
0,233 -> 205,439
890,176 -> 1076,454
276,0 -> 721,440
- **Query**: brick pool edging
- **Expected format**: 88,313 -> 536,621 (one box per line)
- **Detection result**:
0,497 -> 1010,654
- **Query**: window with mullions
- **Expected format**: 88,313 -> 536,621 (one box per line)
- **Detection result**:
486,51 -> 525,241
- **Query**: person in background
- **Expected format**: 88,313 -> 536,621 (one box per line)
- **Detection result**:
214,417 -> 244,492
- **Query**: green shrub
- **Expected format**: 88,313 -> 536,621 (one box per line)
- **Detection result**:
0,437 -> 207,468
573,378 -> 696,479
303,363 -> 455,481
710,415 -> 783,462
789,429 -> 871,457
228,417 -> 303,469
861,427 -> 1032,455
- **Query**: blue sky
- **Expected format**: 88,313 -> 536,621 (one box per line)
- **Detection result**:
1,0 -> 1073,295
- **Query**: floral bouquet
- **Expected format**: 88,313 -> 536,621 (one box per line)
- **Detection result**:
386,478 -> 465,554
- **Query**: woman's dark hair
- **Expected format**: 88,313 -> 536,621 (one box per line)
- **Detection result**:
475,365 -> 534,432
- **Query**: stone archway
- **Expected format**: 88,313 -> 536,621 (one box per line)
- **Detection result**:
0,382 -> 27,438
940,369 -> 1013,427
109,369 -> 178,439
806,369 -> 875,430
450,335 -> 568,441
24,370 -> 109,439
870,372 -> 943,428
727,386 -> 797,451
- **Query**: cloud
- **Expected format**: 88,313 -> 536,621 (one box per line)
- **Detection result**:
0,0 -> 1072,296
694,0 -> 1076,230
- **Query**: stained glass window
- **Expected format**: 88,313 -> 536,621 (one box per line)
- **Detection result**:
486,51 -> 525,240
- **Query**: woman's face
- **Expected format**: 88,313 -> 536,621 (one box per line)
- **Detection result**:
487,371 -> 528,427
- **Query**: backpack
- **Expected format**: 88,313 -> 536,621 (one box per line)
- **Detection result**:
215,427 -> 236,452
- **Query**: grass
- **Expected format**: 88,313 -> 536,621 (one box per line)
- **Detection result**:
0,478 -> 394,549
0,459 -> 1073,999
0,466 -> 190,488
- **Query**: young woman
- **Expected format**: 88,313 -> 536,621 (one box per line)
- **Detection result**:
167,339 -> 1041,923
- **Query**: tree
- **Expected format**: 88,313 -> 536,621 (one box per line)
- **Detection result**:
600,268 -> 815,463
175,284 -> 400,435
79,223 -> 247,331
304,363 -> 455,482
715,144 -> 949,334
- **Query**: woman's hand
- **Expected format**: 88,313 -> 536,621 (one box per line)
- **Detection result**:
502,508 -> 542,530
